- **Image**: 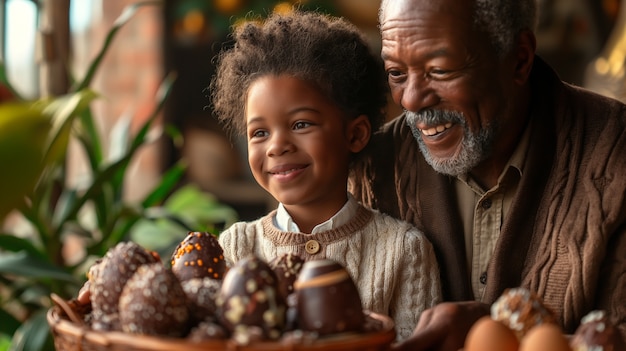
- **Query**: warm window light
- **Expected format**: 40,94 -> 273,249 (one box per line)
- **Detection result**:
4,0 -> 38,99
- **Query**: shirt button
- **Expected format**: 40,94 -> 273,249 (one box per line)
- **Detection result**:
479,272 -> 487,285
305,240 -> 320,254
481,199 -> 492,209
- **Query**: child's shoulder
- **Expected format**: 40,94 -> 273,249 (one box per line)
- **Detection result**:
362,206 -> 427,240
218,213 -> 269,245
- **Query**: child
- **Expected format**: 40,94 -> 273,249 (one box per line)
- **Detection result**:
210,10 -> 441,340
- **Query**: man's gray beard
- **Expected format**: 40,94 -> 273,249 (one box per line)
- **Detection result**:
405,110 -> 496,177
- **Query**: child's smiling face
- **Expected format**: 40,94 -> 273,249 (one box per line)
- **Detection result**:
245,75 -> 369,217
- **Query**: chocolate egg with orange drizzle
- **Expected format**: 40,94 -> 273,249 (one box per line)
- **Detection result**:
171,231 -> 226,282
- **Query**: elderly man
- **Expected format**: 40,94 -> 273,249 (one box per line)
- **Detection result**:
350,0 -> 626,349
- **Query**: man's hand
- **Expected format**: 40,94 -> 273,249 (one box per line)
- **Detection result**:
392,301 -> 490,351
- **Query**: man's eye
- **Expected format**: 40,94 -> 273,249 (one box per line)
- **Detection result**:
429,68 -> 450,79
387,69 -> 404,78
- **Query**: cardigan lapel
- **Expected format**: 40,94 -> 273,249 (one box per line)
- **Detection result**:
416,149 -> 474,301
482,57 -> 558,303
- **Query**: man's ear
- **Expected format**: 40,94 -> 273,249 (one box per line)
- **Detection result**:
513,29 -> 536,85
347,114 -> 371,153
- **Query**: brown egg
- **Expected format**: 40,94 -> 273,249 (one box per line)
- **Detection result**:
520,323 -> 572,351
171,231 -> 226,281
465,316 -> 520,351
181,277 -> 222,324
118,263 -> 190,337
216,255 -> 286,341
294,259 -> 365,336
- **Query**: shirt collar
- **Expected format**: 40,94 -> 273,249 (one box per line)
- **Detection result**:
274,193 -> 360,233
506,120 -> 531,179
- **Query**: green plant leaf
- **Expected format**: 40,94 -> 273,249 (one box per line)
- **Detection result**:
141,160 -> 187,208
0,60 -> 23,101
0,252 -> 75,282
0,334 -> 11,351
55,151 -> 136,229
130,215 -> 188,254
0,235 -> 47,261
162,184 -> 238,231
107,108 -> 134,165
0,102 -> 51,221
9,309 -> 53,351
39,90 -> 98,165
0,309 -> 21,337
76,108 -> 103,170
51,188 -> 79,228
110,71 -> 177,190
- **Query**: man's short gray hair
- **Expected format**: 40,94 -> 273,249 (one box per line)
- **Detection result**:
379,0 -> 537,57
474,0 -> 537,56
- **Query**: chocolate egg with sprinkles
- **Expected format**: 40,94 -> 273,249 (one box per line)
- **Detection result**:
90,241 -> 160,316
171,231 -> 226,281
216,255 -> 286,340
491,287 -> 557,340
294,259 -> 365,336
268,252 -> 304,300
181,277 -> 222,323
571,310 -> 626,351
119,262 -> 190,337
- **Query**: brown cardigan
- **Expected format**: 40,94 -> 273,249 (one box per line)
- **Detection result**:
350,57 -> 626,336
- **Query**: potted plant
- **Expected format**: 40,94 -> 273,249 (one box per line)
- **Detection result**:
0,2 -> 237,350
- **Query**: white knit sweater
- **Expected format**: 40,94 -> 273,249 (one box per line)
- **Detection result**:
218,205 -> 442,340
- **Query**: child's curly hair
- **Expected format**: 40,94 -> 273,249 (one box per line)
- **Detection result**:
210,10 -> 388,136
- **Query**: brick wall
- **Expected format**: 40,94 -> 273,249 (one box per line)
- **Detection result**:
70,1 -> 164,202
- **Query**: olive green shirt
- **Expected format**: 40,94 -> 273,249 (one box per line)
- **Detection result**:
455,123 -> 531,300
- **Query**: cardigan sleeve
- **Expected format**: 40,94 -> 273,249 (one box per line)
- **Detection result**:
390,226 -> 443,340
218,220 -> 260,266
596,221 -> 626,340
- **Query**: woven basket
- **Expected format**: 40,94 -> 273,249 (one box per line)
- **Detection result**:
47,296 -> 396,351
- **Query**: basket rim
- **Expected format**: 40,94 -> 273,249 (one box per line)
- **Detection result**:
47,303 -> 396,351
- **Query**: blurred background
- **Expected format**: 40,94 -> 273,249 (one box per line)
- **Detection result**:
0,1 -> 624,350
0,0 -> 623,223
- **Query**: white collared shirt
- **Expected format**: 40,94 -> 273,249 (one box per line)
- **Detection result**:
273,193 -> 359,233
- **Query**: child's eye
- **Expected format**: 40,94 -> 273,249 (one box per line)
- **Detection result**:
293,121 -> 311,130
249,129 -> 269,139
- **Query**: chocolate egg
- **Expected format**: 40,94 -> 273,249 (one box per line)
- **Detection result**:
294,259 -> 365,336
491,287 -> 557,340
181,277 -> 222,323
571,310 -> 626,351
119,263 -> 190,337
171,231 -> 226,281
268,252 -> 304,300
90,311 -> 121,332
216,255 -> 286,340
90,241 -> 160,316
